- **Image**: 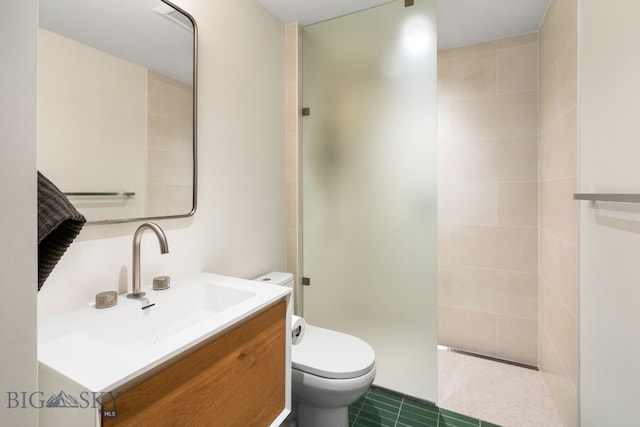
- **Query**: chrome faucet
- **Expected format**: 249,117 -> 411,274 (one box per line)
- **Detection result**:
127,222 -> 169,299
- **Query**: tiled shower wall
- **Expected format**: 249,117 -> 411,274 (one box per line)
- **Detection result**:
147,71 -> 194,217
437,34 -> 539,365
538,0 -> 578,425
285,23 -> 302,314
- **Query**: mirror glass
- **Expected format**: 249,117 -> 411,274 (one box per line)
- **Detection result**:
37,0 -> 197,223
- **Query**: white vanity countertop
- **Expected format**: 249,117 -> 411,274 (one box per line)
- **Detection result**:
38,273 -> 291,392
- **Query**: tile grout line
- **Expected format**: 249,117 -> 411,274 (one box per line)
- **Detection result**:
350,389 -> 368,427
393,397 -> 404,426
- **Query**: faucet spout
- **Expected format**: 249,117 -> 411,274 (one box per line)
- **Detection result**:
128,222 -> 169,299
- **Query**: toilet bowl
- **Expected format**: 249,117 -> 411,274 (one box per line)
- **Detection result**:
292,323 -> 376,427
254,273 -> 376,427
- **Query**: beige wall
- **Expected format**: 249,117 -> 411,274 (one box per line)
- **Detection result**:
437,33 -> 539,365
0,0 -> 38,424
538,0 -> 578,425
38,28 -> 148,220
37,0 -> 286,317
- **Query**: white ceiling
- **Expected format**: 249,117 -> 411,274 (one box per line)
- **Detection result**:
39,0 -> 194,84
39,0 -> 551,85
257,0 -> 551,50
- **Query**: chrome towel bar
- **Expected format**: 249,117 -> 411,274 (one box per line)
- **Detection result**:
574,193 -> 640,203
64,192 -> 135,197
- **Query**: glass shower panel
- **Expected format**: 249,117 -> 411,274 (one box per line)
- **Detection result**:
302,0 -> 438,401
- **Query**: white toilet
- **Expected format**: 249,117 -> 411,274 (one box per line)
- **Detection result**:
254,272 -> 376,427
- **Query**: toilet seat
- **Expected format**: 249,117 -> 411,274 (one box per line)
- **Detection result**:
292,324 -> 375,379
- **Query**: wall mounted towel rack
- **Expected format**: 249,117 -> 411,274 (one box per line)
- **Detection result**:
64,192 -> 135,197
574,193 -> 640,203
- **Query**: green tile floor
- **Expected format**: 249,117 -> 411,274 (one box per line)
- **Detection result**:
348,387 -> 501,427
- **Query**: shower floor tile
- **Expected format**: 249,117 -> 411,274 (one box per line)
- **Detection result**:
349,349 -> 563,427
438,349 -> 563,427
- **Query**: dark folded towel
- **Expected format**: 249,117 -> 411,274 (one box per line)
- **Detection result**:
37,171 -> 86,291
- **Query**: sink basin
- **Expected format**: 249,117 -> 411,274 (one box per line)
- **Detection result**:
38,273 -> 291,392
89,281 -> 256,352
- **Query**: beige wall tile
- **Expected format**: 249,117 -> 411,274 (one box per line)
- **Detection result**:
439,265 -> 538,319
286,83 -> 298,134
440,136 -> 538,183
438,51 -> 497,100
148,71 -> 193,153
539,106 -> 577,180
286,226 -> 298,279
497,316 -> 538,365
286,130 -> 298,182
539,0 -> 578,422
539,177 -> 578,245
286,181 -> 298,230
147,149 -> 192,185
539,0 -> 577,80
438,32 -> 539,367
495,273 -> 539,320
557,37 -> 577,115
146,70 -> 194,218
540,284 -> 578,385
539,67 -> 558,131
439,223 -> 451,265
539,230 -> 578,316
285,24 -> 300,277
485,136 -> 538,182
448,91 -> 538,140
147,70 -> 192,119
538,20 -> 553,81
450,225 -> 538,273
285,24 -> 298,77
285,22 -> 297,38
285,46 -> 296,80
498,43 -> 538,93
438,306 -> 497,357
147,184 -> 192,217
498,182 -> 538,227
539,330 -> 578,427
437,98 -> 452,140
439,181 -> 498,225
148,115 -> 174,151
438,33 -> 538,61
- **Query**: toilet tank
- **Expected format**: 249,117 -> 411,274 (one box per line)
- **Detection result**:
254,272 -> 294,289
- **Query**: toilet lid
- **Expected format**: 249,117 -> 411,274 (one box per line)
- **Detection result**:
292,325 -> 376,379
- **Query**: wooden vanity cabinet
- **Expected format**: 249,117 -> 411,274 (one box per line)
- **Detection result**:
102,300 -> 286,426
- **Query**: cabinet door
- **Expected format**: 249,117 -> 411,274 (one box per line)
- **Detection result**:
103,300 -> 286,426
